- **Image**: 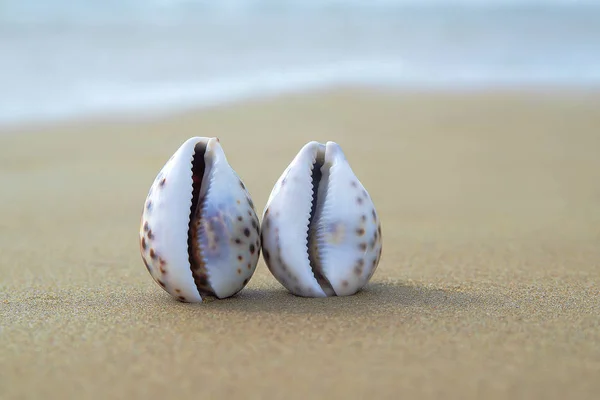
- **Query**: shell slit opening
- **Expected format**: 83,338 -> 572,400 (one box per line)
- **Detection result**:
187,142 -> 217,298
307,149 -> 335,295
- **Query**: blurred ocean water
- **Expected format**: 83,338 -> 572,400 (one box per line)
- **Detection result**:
1,0 -> 599,126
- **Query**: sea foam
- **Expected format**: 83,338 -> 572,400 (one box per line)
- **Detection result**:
1,0 -> 599,127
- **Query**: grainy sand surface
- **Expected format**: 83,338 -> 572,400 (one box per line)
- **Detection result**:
1,88 -> 599,399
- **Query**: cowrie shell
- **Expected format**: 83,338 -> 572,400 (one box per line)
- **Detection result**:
260,141 -> 382,297
139,137 -> 261,302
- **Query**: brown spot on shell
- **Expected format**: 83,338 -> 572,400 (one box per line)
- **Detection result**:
357,197 -> 363,205
251,219 -> 258,230
175,288 -> 181,293
238,255 -> 243,261
150,249 -> 157,259
354,259 -> 365,276
147,230 -> 154,240
237,200 -> 241,204
359,243 -> 367,252
141,237 -> 147,250
239,180 -> 246,190
356,228 -> 365,236
243,278 -> 249,285
247,263 -> 252,270
178,296 -> 186,302
237,215 -> 243,222
371,209 -> 377,222
146,200 -> 152,211
361,215 -> 367,222
342,280 -> 349,287
159,178 -> 166,187
244,228 -> 250,237
143,221 -> 149,231
235,238 -> 242,245
249,244 -> 255,254
237,268 -> 242,275
351,181 -> 358,188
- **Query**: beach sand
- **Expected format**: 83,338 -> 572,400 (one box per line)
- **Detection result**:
1,88 -> 599,399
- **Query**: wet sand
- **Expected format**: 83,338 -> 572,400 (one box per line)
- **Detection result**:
1,87 -> 599,399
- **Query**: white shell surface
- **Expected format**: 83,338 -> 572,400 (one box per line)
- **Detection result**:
192,139 -> 262,298
139,137 -> 261,302
262,142 -> 329,297
261,141 -> 382,297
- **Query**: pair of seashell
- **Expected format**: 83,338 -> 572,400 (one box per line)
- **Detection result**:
139,137 -> 382,303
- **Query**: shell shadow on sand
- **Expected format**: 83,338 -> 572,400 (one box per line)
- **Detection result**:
168,280 -> 492,317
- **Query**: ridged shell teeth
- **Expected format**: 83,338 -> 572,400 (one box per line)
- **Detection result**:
139,137 -> 261,303
260,141 -> 382,297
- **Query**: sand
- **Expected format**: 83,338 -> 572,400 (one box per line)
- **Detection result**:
1,87 -> 599,399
